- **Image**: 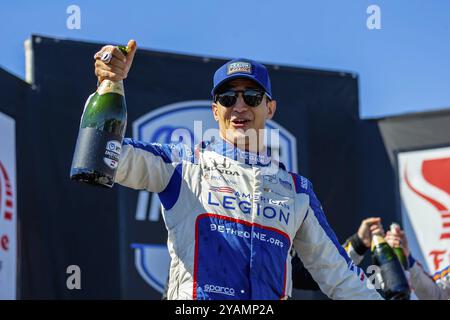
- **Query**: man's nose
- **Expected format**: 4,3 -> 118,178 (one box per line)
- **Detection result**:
233,94 -> 249,112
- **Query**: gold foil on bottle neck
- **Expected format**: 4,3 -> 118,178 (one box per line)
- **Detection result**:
97,80 -> 124,96
371,234 -> 386,251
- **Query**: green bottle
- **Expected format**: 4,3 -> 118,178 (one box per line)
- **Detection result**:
70,45 -> 129,188
390,223 -> 409,270
371,234 -> 410,300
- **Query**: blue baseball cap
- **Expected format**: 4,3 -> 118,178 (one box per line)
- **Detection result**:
211,58 -> 272,99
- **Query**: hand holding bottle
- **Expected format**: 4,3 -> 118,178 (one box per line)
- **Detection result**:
357,217 -> 385,248
386,223 -> 410,258
94,39 -> 137,83
70,42 -> 133,188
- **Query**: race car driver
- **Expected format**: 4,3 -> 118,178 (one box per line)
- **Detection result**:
92,40 -> 382,300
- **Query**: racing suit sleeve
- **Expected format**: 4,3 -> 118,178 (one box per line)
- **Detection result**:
291,250 -> 320,291
115,138 -> 192,192
291,233 -> 368,291
408,256 -> 450,300
342,233 -> 368,266
292,178 -> 382,300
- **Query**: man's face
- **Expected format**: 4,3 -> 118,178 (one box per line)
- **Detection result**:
212,78 -> 277,151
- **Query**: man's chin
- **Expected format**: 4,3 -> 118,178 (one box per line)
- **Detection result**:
233,128 -> 247,137
225,128 -> 248,140
223,128 -> 261,150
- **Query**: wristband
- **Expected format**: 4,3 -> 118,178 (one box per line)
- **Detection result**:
350,233 -> 369,256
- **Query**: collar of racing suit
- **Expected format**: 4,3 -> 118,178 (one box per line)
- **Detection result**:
198,136 -> 286,170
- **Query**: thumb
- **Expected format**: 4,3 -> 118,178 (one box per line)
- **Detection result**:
125,39 -> 137,67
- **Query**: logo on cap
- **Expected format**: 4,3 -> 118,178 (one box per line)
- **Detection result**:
227,62 -> 252,75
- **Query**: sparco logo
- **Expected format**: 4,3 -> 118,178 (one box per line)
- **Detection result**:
0,161 -> 14,252
204,284 -> 235,296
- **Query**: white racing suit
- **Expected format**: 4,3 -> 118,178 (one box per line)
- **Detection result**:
408,256 -> 450,300
116,137 -> 382,300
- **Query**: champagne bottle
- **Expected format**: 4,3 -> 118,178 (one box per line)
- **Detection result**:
390,223 -> 409,270
371,234 -> 410,300
70,45 -> 129,188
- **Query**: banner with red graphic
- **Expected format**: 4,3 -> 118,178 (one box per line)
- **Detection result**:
398,146 -> 450,273
0,111 -> 17,299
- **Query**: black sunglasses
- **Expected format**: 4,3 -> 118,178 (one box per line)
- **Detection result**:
215,89 -> 266,108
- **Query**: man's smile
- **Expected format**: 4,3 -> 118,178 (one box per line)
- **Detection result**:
230,118 -> 251,129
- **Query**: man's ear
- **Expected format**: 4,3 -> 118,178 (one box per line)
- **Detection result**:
266,99 -> 277,120
212,103 -> 220,122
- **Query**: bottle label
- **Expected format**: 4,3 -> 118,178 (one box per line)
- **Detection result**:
71,128 -> 124,180
97,80 -> 124,96
104,140 -> 122,169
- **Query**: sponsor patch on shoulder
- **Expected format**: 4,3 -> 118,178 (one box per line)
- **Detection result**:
227,62 -> 252,75
300,176 -> 308,190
